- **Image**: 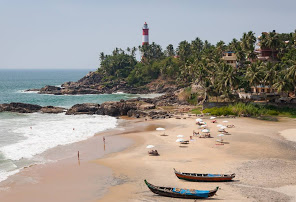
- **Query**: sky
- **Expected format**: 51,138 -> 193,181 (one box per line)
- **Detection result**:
0,0 -> 295,69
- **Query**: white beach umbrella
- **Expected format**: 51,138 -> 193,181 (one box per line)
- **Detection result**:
146,145 -> 155,149
210,116 -> 216,120
200,125 -> 207,128
218,134 -> 224,141
176,138 -> 184,142
156,128 -> 165,131
218,129 -> 225,132
177,135 -> 184,138
196,118 -> 203,122
223,120 -> 229,123
220,126 -> 227,129
217,124 -> 223,127
202,129 -> 210,133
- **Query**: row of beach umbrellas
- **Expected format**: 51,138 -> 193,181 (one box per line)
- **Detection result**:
149,118 -> 232,148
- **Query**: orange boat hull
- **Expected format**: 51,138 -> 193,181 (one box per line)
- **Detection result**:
175,173 -> 234,182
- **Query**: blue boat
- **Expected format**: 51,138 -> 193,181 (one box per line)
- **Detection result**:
144,179 -> 219,199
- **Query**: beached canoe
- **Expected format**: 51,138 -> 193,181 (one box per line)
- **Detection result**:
144,179 -> 218,199
174,168 -> 235,182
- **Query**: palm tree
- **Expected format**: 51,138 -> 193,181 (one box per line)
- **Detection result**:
215,41 -> 226,59
245,62 -> 264,92
273,71 -> 294,96
191,37 -> 204,58
263,62 -> 277,87
241,31 -> 257,61
131,47 -> 137,57
165,44 -> 175,57
177,40 -> 191,63
285,60 -> 296,94
267,31 -> 281,60
99,52 -> 105,61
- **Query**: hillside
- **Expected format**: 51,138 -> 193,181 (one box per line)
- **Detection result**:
32,30 -> 296,103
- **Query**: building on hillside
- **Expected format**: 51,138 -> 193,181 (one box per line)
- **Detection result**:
238,85 -> 279,101
251,85 -> 276,93
255,48 -> 278,61
222,51 -> 237,67
256,32 -> 278,61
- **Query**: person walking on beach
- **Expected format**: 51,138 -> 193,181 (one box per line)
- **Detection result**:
77,151 -> 80,160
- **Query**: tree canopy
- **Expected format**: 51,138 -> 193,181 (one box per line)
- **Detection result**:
97,29 -> 296,100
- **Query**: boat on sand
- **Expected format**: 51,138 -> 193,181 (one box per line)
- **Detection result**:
144,179 -> 219,199
174,168 -> 235,182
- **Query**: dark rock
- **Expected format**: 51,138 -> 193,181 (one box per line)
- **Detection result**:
0,102 -> 42,113
66,103 -> 100,115
40,106 -> 65,113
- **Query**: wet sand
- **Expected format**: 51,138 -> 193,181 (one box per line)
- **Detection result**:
0,119 -> 136,202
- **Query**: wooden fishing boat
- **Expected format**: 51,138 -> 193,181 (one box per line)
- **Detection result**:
174,168 -> 235,182
144,179 -> 218,199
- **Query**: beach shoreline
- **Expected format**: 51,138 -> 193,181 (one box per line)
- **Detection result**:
1,115 -> 296,201
0,117 -> 142,202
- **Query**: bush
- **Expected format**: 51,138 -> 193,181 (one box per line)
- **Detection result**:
202,102 -> 296,118
191,108 -> 201,114
203,106 -> 236,116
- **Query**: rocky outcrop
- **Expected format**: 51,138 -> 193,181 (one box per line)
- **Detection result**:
0,103 -> 42,113
65,103 -> 100,115
0,103 -> 65,114
40,106 -> 65,113
65,93 -> 187,119
38,85 -> 62,95
0,93 -> 189,119
29,71 -> 181,95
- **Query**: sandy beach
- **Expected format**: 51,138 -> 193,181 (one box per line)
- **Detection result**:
97,116 -> 296,202
1,116 -> 296,201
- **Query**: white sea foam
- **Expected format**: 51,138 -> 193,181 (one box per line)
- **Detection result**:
0,113 -> 117,161
18,90 -> 38,94
0,169 -> 20,183
112,92 -> 126,95
129,93 -> 163,98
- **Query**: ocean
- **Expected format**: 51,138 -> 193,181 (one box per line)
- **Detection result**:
0,69 -> 160,183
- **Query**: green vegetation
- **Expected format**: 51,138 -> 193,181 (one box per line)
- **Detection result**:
203,103 -> 296,118
191,107 -> 202,114
178,87 -> 199,105
97,30 -> 296,101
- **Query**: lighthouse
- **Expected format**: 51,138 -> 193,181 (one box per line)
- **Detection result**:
142,22 -> 149,45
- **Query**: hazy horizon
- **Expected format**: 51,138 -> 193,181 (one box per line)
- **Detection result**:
0,0 -> 295,69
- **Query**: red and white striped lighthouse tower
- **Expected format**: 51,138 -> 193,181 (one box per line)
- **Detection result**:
142,22 -> 149,45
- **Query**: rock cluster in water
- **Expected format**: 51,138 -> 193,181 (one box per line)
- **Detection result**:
0,103 -> 65,113
0,93 -> 189,119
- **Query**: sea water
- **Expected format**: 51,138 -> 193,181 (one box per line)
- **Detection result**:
0,69 -> 161,183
